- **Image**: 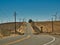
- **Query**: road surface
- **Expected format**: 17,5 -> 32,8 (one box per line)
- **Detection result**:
0,23 -> 59,45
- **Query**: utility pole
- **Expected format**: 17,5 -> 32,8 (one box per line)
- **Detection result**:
52,18 -> 54,32
14,12 -> 17,34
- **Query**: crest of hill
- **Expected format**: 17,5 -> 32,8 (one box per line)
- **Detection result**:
0,22 -> 23,31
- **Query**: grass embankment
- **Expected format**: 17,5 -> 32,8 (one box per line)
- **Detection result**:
0,22 -> 23,38
34,21 -> 60,33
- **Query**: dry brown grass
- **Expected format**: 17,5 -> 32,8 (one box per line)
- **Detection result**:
34,21 -> 60,33
0,21 -> 60,37
0,22 -> 23,37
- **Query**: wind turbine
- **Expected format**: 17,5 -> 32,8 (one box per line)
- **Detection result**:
53,8 -> 58,21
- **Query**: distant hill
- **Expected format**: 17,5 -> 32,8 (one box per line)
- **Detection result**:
0,22 -> 23,31
0,21 -> 60,37
34,21 -> 60,33
0,22 -> 23,36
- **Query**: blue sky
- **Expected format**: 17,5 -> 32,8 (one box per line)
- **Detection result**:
0,0 -> 60,22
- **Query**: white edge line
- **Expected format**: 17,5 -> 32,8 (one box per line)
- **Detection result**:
43,36 -> 56,45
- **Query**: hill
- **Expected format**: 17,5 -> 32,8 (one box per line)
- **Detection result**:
0,22 -> 23,37
34,21 -> 60,33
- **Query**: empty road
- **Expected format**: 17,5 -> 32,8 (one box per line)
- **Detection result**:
0,23 -> 59,45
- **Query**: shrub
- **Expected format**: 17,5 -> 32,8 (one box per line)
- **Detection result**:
28,19 -> 33,23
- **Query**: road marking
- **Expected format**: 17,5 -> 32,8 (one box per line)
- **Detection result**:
4,35 -> 31,45
43,35 -> 56,45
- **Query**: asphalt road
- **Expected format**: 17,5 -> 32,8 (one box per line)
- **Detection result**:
0,23 -> 60,45
48,35 -> 60,45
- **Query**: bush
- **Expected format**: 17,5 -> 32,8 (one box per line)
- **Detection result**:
28,19 -> 33,23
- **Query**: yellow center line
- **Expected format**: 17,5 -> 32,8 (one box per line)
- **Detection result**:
4,35 -> 31,45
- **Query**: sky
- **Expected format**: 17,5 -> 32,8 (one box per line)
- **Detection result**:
0,0 -> 60,23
